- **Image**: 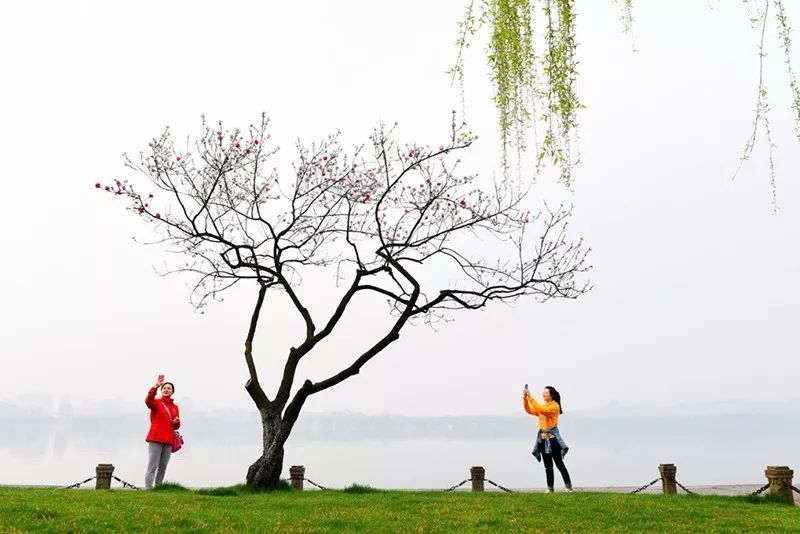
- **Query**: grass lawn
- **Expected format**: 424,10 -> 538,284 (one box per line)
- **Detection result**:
0,486 -> 797,533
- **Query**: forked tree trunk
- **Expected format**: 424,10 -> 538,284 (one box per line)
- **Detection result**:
246,409 -> 290,489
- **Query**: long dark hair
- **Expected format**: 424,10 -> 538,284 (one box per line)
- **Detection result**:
545,386 -> 563,414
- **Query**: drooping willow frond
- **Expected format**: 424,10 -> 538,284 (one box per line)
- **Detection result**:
453,0 -> 582,186
453,0 -> 798,206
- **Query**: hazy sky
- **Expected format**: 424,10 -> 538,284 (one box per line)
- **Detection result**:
1,1 -> 798,417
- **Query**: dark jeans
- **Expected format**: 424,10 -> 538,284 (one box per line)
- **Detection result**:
541,438 -> 571,489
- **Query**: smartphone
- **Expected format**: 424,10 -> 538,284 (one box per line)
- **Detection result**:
157,374 -> 165,383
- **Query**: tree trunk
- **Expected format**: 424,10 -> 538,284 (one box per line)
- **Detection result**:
246,409 -> 289,489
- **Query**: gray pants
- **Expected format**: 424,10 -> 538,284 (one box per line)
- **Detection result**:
145,442 -> 172,489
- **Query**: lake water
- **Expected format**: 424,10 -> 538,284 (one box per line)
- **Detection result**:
2,412 -> 798,490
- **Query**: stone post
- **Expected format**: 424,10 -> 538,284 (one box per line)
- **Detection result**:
290,465 -> 305,491
765,466 -> 794,505
658,464 -> 677,495
470,466 -> 485,492
95,464 -> 114,490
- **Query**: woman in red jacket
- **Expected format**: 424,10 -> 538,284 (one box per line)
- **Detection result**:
144,376 -> 180,489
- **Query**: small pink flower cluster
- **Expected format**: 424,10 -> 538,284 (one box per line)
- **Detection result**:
94,179 -> 159,219
210,126 -> 264,162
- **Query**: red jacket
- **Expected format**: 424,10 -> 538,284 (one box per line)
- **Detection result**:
145,387 -> 180,444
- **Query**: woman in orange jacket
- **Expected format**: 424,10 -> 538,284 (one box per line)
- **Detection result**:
523,384 -> 572,492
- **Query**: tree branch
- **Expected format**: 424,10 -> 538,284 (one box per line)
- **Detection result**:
244,283 -> 271,409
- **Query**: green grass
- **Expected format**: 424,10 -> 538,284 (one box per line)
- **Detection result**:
342,483 -> 384,494
194,480 -> 291,496
151,481 -> 191,492
195,486 -> 240,497
0,488 -> 797,533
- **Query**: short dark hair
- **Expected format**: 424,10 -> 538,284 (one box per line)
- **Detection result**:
161,382 -> 175,392
545,386 -> 563,414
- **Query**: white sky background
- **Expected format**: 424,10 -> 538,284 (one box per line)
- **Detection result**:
0,1 -> 798,417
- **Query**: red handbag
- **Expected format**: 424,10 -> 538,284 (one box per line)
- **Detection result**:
160,402 -> 184,453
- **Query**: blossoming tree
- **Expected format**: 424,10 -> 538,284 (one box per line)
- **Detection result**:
99,113 -> 590,488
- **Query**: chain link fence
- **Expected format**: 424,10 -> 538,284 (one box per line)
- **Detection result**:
444,477 -> 513,492
112,476 -> 142,490
629,479 -> 778,498
65,477 -> 96,490
59,467 -> 798,499
297,476 -> 793,497
65,475 -> 141,490
630,477 -> 662,494
303,477 -> 328,490
628,477 -> 695,495
674,481 -> 696,495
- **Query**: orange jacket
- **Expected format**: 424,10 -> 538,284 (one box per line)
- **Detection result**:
523,393 -> 560,430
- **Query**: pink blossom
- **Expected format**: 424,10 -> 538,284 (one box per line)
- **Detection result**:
459,199 -> 466,208
95,183 -> 101,188
176,156 -> 181,162
155,213 -> 161,219
254,140 -> 259,145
